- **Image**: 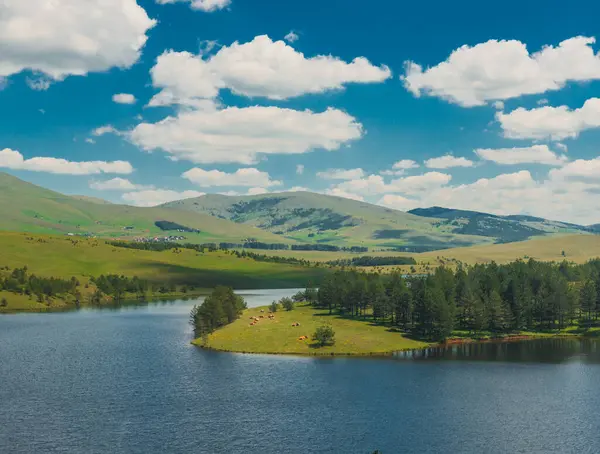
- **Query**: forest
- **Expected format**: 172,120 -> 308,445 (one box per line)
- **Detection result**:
0,266 -> 80,303
315,259 -> 600,341
190,286 -> 247,338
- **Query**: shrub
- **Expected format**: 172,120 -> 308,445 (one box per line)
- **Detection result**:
0,298 -> 7,307
280,297 -> 294,311
313,324 -> 335,347
269,301 -> 278,313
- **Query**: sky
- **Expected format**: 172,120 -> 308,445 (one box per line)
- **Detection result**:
1,0 -> 600,225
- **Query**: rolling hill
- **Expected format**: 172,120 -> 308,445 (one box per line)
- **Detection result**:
408,207 -> 590,243
163,192 -> 498,250
165,193 -> 595,251
0,172 -> 289,244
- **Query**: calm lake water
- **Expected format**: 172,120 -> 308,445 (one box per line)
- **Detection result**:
2,290 -> 600,454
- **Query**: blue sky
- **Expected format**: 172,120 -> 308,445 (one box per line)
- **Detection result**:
1,0 -> 600,224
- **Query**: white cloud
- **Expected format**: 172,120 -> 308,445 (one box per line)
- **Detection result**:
497,98 -> 600,140
334,172 -> 452,196
0,148 -> 133,175
316,168 -> 365,180
155,0 -> 231,12
148,35 -> 391,105
112,93 -> 137,105
92,125 -> 120,137
378,194 -> 420,212
492,100 -> 504,110
549,157 -> 600,183
0,0 -> 155,83
85,138 -> 96,144
246,187 -> 269,195
393,159 -> 419,170
335,174 -> 388,196
90,178 -> 150,191
284,31 -> 299,43
380,159 -> 419,176
425,155 -> 474,169
287,186 -> 310,192
403,36 -> 600,106
182,167 -> 282,187
129,106 -> 363,164
474,145 -> 568,166
26,77 -> 51,91
538,98 -> 549,106
555,143 -> 568,152
296,164 -> 305,175
374,166 -> 600,225
122,189 -> 205,207
324,187 -> 365,202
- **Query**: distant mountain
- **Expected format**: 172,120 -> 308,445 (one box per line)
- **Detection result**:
408,207 -> 591,243
590,224 -> 600,233
163,192 -> 497,251
0,172 -> 286,243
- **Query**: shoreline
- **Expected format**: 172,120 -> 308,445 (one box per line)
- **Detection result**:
193,331 -> 588,358
0,290 -> 210,315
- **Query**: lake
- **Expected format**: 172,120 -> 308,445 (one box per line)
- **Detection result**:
1,290 -> 600,454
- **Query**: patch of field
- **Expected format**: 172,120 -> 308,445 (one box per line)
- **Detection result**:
0,232 -> 327,289
419,234 -> 600,265
199,303 -> 430,355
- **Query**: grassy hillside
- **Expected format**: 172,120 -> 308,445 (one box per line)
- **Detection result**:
418,234 -> 600,265
164,192 -> 493,250
408,207 -> 589,242
0,232 -> 327,289
0,172 -> 289,244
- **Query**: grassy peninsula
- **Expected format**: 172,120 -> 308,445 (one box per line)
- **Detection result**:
195,302 -> 430,355
194,257 -> 600,356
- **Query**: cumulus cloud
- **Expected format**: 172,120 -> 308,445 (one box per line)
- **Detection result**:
284,31 -> 299,43
92,125 -> 120,137
425,155 -> 474,169
324,187 -> 365,202
148,35 -> 391,105
497,98 -> 600,140
155,0 -> 231,12
334,172 -> 452,196
376,165 -> 600,225
112,93 -> 137,105
246,187 -> 269,195
403,36 -> 600,106
474,145 -> 568,166
549,157 -> 600,183
316,168 -> 365,180
90,178 -> 149,191
378,194 -> 420,212
0,0 -> 155,84
122,189 -> 205,207
380,159 -> 419,176
129,106 -> 363,164
182,167 -> 282,187
0,148 -> 133,175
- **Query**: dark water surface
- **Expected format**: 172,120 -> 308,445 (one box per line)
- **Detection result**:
1,291 -> 600,454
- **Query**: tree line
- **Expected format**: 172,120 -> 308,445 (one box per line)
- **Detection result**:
315,259 -> 600,341
190,286 -> 247,339
0,266 -> 80,303
325,256 -> 417,267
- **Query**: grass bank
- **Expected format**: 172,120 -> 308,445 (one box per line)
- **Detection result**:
0,232 -> 327,287
195,303 -> 431,356
0,288 -> 209,314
